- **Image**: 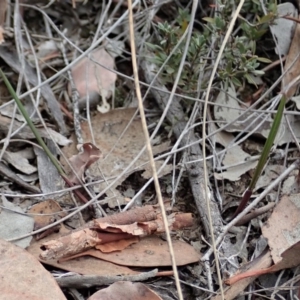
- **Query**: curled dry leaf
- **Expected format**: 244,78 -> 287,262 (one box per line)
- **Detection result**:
3,150 -> 37,175
213,86 -> 300,145
68,142 -> 102,184
69,47 -> 116,113
0,113 -> 71,146
88,281 -> 162,300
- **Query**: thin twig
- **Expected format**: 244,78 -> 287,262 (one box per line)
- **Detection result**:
127,0 -> 183,299
202,0 -> 246,297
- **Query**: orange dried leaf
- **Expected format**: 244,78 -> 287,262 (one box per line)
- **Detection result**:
95,237 -> 139,253
225,243 -> 300,285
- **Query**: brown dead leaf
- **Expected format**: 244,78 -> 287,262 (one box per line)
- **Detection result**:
67,235 -> 201,267
282,18 -> 300,98
0,238 -> 66,300
68,142 -> 102,184
28,199 -> 67,240
88,281 -> 162,300
61,108 -> 172,197
69,47 -> 116,107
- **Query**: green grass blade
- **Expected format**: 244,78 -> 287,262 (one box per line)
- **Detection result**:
0,68 -> 65,176
233,94 -> 286,218
248,95 -> 286,190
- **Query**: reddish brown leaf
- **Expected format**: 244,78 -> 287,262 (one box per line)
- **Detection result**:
96,237 -> 139,253
28,199 -> 67,240
68,142 -> 102,184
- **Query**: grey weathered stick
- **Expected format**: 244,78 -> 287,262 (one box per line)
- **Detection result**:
56,269 -> 158,288
141,58 -> 222,238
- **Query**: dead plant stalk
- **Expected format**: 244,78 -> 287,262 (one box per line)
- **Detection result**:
127,0 -> 183,299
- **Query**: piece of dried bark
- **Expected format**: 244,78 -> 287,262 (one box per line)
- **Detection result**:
39,204 -> 194,260
40,212 -> 193,260
83,205 -> 161,228
27,230 -> 140,277
41,229 -> 134,260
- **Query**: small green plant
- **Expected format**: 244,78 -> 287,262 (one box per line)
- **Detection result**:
146,12 -> 209,95
147,2 -> 277,94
